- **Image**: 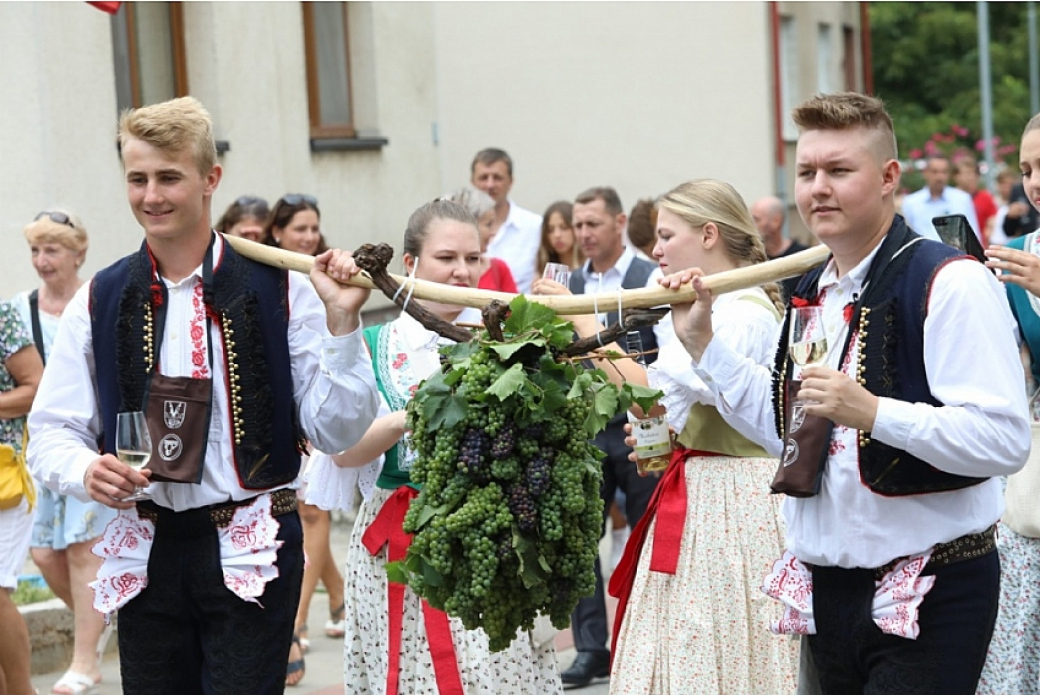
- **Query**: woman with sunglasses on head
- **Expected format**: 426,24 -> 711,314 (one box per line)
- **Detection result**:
335,199 -> 562,693
13,210 -> 112,695
216,195 -> 269,243
263,194 -> 328,256
263,194 -> 344,686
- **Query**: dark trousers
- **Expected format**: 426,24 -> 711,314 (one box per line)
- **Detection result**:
570,420 -> 660,654
118,505 -> 304,695
806,550 -> 1000,695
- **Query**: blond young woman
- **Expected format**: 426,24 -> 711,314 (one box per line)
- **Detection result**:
610,181 -> 798,694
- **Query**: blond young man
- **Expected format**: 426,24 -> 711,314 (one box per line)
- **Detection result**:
663,92 -> 1029,693
28,97 -> 379,693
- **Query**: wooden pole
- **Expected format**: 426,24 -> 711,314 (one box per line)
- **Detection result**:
223,235 -> 829,314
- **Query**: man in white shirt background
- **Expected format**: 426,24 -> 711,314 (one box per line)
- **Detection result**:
666,92 -> 1028,694
470,148 -> 543,293
900,154 -> 981,242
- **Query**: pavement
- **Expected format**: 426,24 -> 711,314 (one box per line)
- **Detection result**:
27,515 -> 619,695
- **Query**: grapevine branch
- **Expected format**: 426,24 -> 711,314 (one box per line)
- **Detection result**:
352,243 -> 669,359
353,243 -> 473,344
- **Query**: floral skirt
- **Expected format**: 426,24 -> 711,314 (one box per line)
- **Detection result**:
976,523 -> 1040,694
610,455 -> 799,695
343,487 -> 563,694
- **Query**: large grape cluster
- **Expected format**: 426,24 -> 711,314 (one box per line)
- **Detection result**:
399,322 -> 616,653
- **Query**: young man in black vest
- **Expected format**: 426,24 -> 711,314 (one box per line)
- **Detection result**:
27,96 -> 380,694
663,93 -> 1029,694
560,186 -> 669,689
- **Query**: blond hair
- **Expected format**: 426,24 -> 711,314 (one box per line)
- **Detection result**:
657,180 -> 785,315
118,96 -> 217,175
23,209 -> 89,254
792,92 -> 898,162
1023,111 -> 1040,138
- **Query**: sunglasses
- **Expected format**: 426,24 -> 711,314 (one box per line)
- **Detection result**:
279,194 -> 318,207
234,195 -> 268,207
34,211 -> 75,229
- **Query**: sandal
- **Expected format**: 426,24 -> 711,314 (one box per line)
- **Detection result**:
325,601 -> 346,638
297,624 -> 310,653
51,670 -> 100,695
285,635 -> 305,687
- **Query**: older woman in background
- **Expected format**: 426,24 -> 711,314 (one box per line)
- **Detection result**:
15,211 -> 113,695
448,186 -> 518,292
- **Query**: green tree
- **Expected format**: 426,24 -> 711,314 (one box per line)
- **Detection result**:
870,2 -> 1034,176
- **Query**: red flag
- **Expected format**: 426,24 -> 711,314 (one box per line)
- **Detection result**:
87,1 -> 122,14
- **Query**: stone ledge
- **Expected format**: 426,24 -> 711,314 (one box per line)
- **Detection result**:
19,599 -> 118,675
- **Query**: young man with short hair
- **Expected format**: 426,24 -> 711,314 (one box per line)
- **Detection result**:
665,92 -> 1029,694
28,96 -> 379,694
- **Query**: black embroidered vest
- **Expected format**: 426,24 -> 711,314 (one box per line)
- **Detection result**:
90,237 -> 305,490
772,216 -> 987,496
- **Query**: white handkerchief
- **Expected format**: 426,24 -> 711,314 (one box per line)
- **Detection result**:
90,508 -> 154,615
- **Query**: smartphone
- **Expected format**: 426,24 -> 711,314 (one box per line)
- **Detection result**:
932,214 -> 986,263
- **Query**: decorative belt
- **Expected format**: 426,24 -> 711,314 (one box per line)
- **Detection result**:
135,487 -> 297,528
872,525 -> 997,581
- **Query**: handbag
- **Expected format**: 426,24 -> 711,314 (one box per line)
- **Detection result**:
1003,422 -> 1040,538
0,428 -> 35,511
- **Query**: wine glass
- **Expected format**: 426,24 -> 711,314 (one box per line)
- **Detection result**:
542,262 -> 571,287
788,306 -> 829,370
788,306 -> 828,407
116,411 -> 152,502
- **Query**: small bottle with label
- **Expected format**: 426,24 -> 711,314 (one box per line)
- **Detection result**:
625,331 -> 672,475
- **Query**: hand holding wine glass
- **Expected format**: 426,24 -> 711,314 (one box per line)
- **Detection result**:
116,411 -> 153,502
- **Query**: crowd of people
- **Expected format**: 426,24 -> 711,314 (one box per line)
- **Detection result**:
1,90 -> 1039,695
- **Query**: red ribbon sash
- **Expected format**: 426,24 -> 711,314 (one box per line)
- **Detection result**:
607,447 -> 718,664
362,486 -> 464,695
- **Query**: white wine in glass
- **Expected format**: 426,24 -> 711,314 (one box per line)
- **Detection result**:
116,411 -> 152,502
788,306 -> 829,369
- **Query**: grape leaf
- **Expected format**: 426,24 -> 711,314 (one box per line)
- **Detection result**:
487,363 -> 526,400
567,371 -> 594,399
514,527 -> 549,589
624,383 -> 664,414
423,559 -> 444,587
384,560 -> 408,585
593,383 -> 620,418
584,409 -> 610,438
504,294 -> 559,336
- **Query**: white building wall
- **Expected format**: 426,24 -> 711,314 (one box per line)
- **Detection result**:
431,1 -> 775,221
0,1 -> 852,301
